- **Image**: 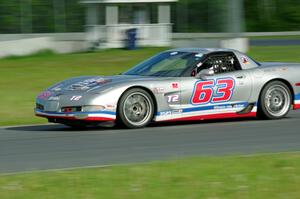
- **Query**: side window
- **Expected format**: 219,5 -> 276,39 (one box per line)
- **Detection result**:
197,53 -> 242,75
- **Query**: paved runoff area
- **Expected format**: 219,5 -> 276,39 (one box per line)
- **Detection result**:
1,111 -> 300,173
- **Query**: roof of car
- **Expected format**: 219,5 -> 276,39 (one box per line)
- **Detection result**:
167,48 -> 240,54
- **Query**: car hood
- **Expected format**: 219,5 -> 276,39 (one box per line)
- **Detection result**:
47,75 -> 168,94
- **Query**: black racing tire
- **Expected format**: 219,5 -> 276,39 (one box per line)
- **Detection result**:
117,88 -> 154,129
257,81 -> 292,120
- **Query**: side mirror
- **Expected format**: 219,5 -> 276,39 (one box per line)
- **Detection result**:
195,69 -> 214,80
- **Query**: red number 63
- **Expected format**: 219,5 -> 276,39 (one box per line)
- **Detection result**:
191,78 -> 235,104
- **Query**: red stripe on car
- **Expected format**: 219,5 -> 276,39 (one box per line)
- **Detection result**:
293,104 -> 300,110
161,112 -> 257,122
36,114 -> 115,121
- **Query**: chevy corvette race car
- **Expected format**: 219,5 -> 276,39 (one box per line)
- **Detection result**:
35,48 -> 300,128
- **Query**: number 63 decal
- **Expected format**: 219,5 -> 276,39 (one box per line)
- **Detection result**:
191,78 -> 235,105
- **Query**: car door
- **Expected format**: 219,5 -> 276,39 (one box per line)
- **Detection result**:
179,52 -> 253,119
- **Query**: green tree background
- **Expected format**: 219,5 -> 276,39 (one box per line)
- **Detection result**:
0,0 -> 299,33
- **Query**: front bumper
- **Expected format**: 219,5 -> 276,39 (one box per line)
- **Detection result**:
35,109 -> 116,122
294,93 -> 300,110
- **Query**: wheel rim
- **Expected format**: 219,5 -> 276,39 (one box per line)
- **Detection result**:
264,85 -> 290,117
123,92 -> 152,126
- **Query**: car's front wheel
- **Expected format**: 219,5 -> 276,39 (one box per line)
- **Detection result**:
258,81 -> 292,119
117,88 -> 154,128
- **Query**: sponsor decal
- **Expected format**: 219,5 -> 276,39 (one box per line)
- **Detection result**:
159,111 -> 172,116
263,68 -> 277,72
68,78 -> 112,90
213,104 -> 245,110
159,109 -> 183,116
241,56 -> 249,64
95,78 -> 112,84
167,94 -> 179,103
172,109 -> 183,114
280,67 -> 288,71
48,96 -> 59,101
52,85 -> 62,92
214,105 -> 231,109
70,96 -> 82,101
172,83 -> 179,89
153,87 -> 165,94
233,104 -> 245,109
191,78 -> 235,105
106,104 -> 117,110
264,67 -> 288,72
38,91 -> 52,100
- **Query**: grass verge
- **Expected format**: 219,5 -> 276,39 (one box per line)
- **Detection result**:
0,152 -> 299,198
0,46 -> 300,126
249,35 -> 300,40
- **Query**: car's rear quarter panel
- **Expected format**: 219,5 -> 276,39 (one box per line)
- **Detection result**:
248,63 -> 300,109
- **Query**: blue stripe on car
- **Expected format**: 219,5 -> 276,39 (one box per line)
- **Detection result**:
157,102 -> 250,116
182,102 -> 248,113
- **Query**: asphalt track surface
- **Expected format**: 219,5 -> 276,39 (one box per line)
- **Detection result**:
1,110 -> 300,174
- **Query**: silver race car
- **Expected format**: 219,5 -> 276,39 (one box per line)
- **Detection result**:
35,48 -> 300,128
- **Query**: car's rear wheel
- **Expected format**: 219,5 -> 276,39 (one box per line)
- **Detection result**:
258,81 -> 292,119
117,88 -> 154,128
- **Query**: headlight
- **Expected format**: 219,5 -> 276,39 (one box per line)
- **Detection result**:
82,105 -> 105,112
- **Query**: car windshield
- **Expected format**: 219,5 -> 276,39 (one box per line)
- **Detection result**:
123,51 -> 204,77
